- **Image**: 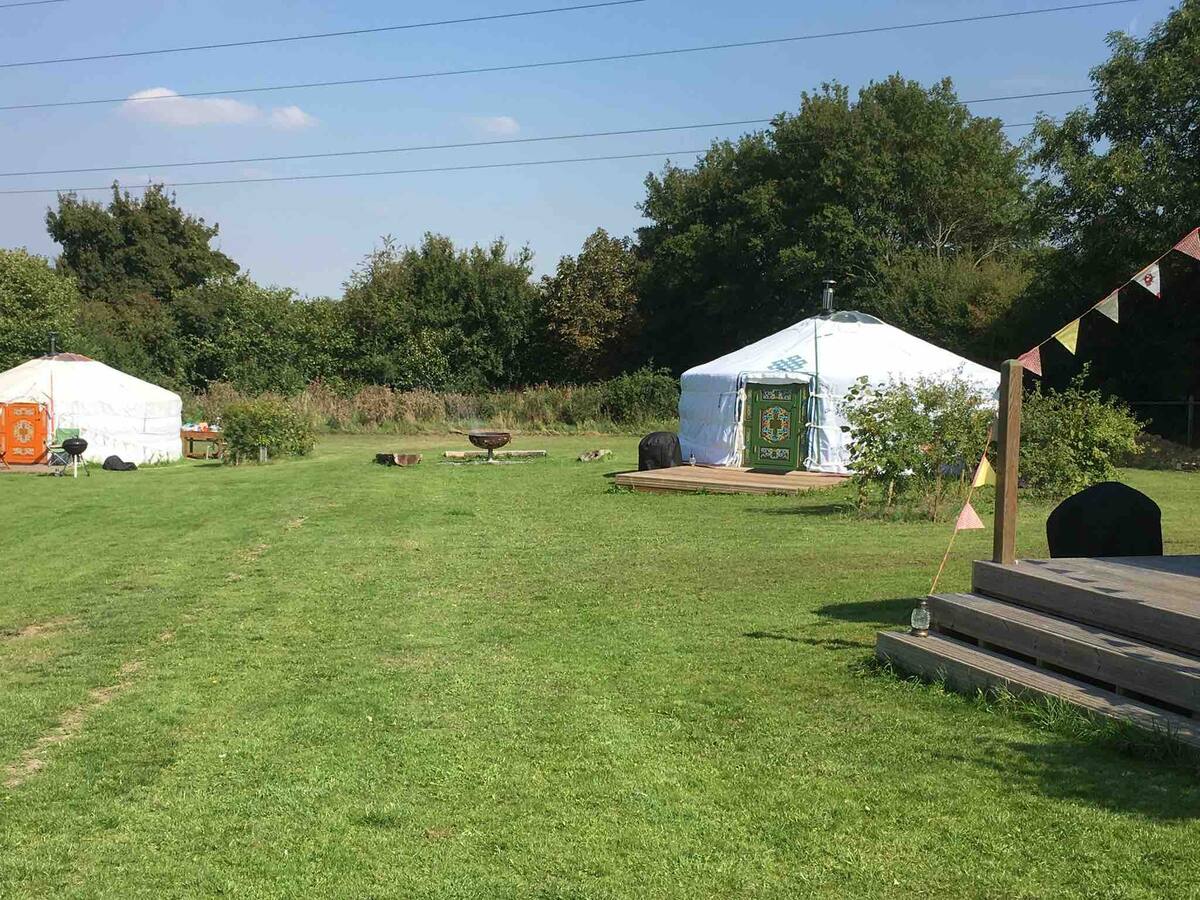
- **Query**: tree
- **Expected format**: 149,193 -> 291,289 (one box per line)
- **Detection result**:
0,249 -> 81,370
636,76 -> 1035,372
77,294 -> 186,387
540,229 -> 642,381
1021,1 -> 1200,399
46,183 -> 238,303
341,234 -> 538,390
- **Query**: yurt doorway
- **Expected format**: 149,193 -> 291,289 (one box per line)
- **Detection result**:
744,383 -> 809,471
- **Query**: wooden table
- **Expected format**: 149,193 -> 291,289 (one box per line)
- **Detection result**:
181,430 -> 225,460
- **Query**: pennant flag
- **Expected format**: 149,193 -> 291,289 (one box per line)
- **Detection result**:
1133,262 -> 1161,298
1053,318 -> 1080,354
1095,291 -> 1119,323
972,455 -> 996,488
1174,228 -> 1200,261
955,501 -> 985,531
1017,346 -> 1042,377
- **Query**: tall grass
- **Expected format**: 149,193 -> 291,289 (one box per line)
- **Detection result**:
185,370 -> 680,435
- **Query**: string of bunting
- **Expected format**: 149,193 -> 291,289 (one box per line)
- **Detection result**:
1016,226 -> 1200,377
929,425 -> 995,594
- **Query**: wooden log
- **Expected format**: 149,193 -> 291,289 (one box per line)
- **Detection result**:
993,359 -> 1022,564
442,449 -> 548,459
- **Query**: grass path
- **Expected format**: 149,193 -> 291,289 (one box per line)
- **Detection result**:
1,435 -> 1199,898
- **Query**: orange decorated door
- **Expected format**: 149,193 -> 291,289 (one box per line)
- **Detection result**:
0,402 -> 50,465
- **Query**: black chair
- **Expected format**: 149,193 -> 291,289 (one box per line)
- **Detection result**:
1046,481 -> 1162,558
638,432 -> 683,471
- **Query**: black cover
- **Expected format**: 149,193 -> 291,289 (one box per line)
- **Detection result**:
102,455 -> 137,471
638,431 -> 683,471
1046,481 -> 1162,559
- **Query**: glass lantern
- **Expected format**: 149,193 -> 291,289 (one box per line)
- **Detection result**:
910,600 -> 931,636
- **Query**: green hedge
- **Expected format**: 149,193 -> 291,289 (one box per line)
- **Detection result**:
221,397 -> 315,463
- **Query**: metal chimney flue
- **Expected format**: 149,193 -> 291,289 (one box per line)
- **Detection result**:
820,279 -> 836,314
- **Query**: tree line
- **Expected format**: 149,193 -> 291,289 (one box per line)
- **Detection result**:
1,2 -> 1197,403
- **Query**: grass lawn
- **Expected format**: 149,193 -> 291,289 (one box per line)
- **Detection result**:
2,434 -> 1199,898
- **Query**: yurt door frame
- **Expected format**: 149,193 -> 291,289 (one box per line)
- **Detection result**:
743,383 -> 809,471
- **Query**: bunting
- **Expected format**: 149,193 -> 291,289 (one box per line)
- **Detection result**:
1016,226 -> 1198,378
972,455 -> 996,488
1175,228 -> 1200,261
1017,346 -> 1042,377
1133,262 -> 1161,298
1053,319 -> 1080,354
955,501 -> 985,531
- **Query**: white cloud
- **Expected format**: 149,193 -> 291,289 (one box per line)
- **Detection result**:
121,87 -> 317,130
269,106 -> 318,130
470,115 -> 520,136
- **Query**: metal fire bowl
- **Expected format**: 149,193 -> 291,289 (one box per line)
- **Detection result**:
467,431 -> 512,452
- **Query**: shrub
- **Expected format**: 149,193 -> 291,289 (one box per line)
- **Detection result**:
1020,374 -> 1142,498
843,375 -> 993,518
598,367 -> 679,423
221,397 -> 315,463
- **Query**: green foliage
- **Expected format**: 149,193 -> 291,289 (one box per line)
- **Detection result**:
341,234 -> 538,390
46,184 -> 238,303
1021,373 -> 1142,498
78,295 -> 186,388
540,228 -> 643,380
597,366 -> 678,423
1018,3 -> 1200,400
188,369 -> 678,435
220,397 -> 315,463
843,375 -> 993,518
0,248 -> 81,369
637,76 -> 1036,371
858,250 -> 1035,364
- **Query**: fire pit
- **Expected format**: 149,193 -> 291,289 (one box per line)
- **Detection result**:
467,430 -> 512,462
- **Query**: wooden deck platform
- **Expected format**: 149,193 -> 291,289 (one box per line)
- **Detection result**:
877,556 -> 1200,746
614,465 -> 849,496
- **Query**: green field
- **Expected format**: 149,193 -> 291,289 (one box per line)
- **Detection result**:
2,435 -> 1199,898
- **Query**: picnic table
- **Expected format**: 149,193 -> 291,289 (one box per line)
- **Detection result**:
181,429 -> 225,460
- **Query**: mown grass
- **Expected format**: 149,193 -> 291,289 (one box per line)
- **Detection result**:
1,435 -> 1198,898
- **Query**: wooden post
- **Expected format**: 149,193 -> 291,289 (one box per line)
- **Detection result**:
1188,395 -> 1195,449
992,359 -> 1022,565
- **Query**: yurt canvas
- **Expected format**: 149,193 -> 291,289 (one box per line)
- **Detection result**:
0,354 -> 182,464
679,312 -> 999,474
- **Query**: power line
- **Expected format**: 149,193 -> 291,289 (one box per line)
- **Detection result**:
0,1 -> 1135,113
0,119 -> 772,178
0,0 -> 65,8
0,0 -> 648,70
0,149 -> 713,195
0,114 -> 1053,179
0,116 -> 1062,195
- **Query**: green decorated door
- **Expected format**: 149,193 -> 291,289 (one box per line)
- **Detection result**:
744,383 -> 809,471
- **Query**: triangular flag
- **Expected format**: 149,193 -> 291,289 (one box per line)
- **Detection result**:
972,455 -> 996,488
1132,262 -> 1161,298
1095,291 -> 1119,322
1053,319 -> 1080,354
1174,228 -> 1200,261
955,501 -> 985,531
1017,346 -> 1042,377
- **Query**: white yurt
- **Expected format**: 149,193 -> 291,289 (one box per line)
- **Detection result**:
0,353 -> 182,464
679,311 -> 1000,474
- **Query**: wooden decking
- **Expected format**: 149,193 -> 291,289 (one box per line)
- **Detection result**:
614,465 -> 849,496
877,556 -> 1200,746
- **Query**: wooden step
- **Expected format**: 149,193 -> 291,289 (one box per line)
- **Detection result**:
928,593 -> 1200,713
876,631 -> 1200,747
973,558 -> 1200,655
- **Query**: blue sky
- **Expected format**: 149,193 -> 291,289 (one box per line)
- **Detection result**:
0,0 -> 1175,298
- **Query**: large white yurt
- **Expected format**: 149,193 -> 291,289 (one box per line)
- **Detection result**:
679,311 -> 999,474
0,353 -> 182,464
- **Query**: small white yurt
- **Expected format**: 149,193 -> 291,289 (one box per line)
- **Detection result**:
679,311 -> 999,474
0,353 -> 182,464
